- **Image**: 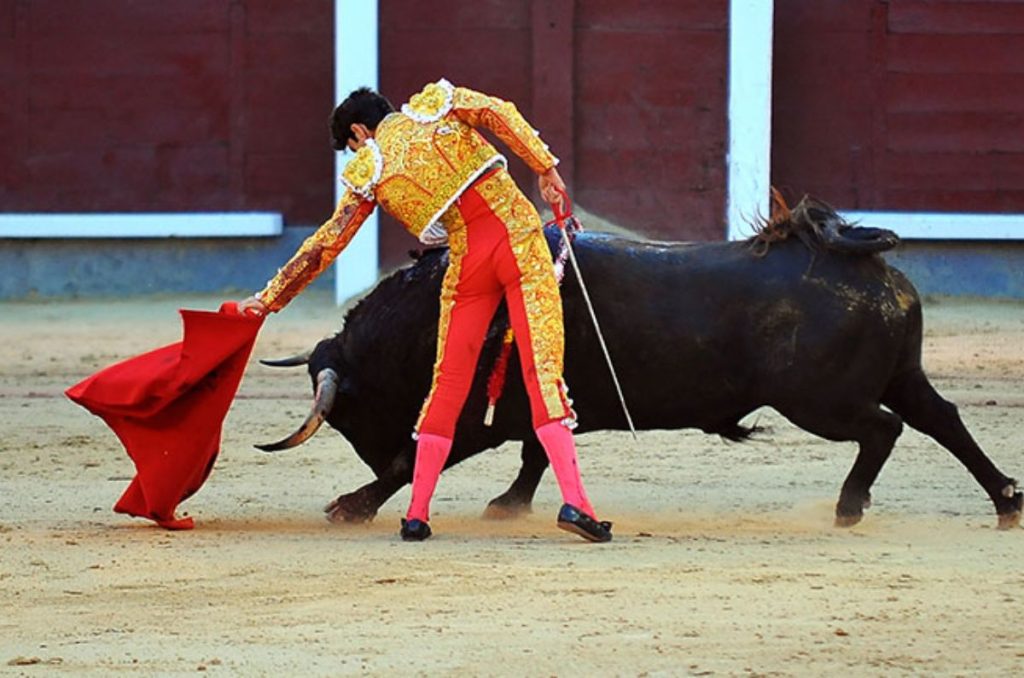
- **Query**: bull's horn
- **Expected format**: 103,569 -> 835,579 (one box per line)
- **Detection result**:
255,368 -> 339,452
259,351 -> 312,367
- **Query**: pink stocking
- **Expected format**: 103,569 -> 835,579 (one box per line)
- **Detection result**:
535,421 -> 596,518
406,433 -> 453,522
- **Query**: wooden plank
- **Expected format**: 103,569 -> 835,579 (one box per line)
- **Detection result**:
20,147 -> 234,213
886,111 -> 1024,153
8,0 -> 28,203
0,37 -> 13,76
886,73 -> 1024,112
772,115 -> 874,190
380,27 -> 531,103
575,31 -> 724,107
575,103 -> 722,152
245,0 -> 336,34
29,33 -> 230,75
245,70 -> 344,153
879,188 -> 1024,213
243,31 -> 333,73
576,0 -> 726,31
245,152 -> 333,224
151,146 -> 233,208
773,0 -> 874,32
888,34 -> 1024,73
890,1 -> 1024,35
575,185 -> 726,241
772,183 -> 862,210
0,0 -> 13,38
571,2 -> 728,238
531,0 -> 574,193
377,0 -> 529,30
29,105 -> 229,152
577,148 -> 714,190
882,151 -> 1024,190
24,149 -> 163,209
29,72 -> 230,111
771,0 -> 881,210
229,2 -> 246,210
29,0 -> 228,35
867,0 -> 888,207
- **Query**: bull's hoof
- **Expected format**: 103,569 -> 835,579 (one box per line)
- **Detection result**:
834,513 -> 863,528
997,491 -> 1023,530
324,496 -> 376,524
997,510 -> 1021,530
834,494 -> 869,528
482,500 -> 532,521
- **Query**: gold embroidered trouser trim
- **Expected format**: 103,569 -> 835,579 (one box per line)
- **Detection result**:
415,168 -> 569,436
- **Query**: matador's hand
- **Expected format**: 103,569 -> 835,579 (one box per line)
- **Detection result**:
538,167 -> 566,209
237,295 -> 269,318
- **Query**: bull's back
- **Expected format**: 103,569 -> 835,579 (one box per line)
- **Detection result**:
561,234 -> 919,429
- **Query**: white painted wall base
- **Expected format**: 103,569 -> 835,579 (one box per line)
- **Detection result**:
841,211 -> 1024,240
727,0 -> 774,242
0,212 -> 282,238
334,0 -> 380,305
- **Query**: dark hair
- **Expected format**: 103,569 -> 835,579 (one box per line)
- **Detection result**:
329,87 -> 395,150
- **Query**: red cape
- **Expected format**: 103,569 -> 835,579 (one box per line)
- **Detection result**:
66,302 -> 263,529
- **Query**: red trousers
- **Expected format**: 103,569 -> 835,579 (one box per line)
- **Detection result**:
416,169 -> 570,438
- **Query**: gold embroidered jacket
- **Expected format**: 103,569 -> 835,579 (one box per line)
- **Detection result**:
258,78 -> 559,311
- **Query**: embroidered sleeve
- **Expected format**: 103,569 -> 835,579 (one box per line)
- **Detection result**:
257,190 -> 376,312
449,85 -> 559,175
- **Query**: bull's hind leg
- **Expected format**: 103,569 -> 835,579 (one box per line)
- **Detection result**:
483,437 -> 548,520
834,408 -> 904,526
883,368 -> 1022,529
780,404 -> 903,527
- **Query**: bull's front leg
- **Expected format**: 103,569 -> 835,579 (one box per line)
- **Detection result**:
324,477 -> 403,523
483,437 -> 548,520
324,448 -> 416,523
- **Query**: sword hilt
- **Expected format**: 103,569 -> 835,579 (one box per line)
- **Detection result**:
551,186 -> 573,228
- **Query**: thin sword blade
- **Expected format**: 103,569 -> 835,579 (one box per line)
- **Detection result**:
560,228 -> 637,439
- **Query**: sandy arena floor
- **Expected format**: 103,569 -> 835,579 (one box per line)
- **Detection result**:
1,291 -> 1022,676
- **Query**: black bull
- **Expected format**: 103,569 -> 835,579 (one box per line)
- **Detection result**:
259,210 -> 1022,530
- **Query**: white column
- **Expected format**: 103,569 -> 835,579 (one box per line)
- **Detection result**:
334,0 -> 380,304
726,0 -> 774,240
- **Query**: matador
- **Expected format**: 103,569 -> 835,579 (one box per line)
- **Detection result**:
239,79 -> 612,543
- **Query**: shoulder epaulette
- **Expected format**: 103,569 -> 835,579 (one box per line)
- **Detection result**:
340,139 -> 383,198
401,78 -> 455,123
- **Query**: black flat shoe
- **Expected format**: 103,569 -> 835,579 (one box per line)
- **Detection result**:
400,518 -> 432,541
556,504 -> 612,543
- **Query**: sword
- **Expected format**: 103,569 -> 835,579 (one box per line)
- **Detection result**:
550,188 -> 637,440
